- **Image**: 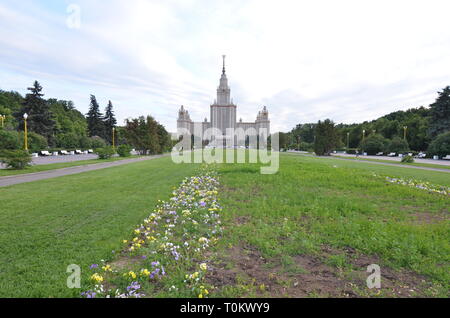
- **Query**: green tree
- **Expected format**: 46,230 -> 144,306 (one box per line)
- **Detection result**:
360,134 -> 387,155
314,119 -> 339,156
428,86 -> 450,138
427,131 -> 450,158
124,116 -> 166,155
103,100 -> 117,144
387,136 -> 409,153
0,130 -> 20,150
86,95 -> 105,138
15,81 -> 55,145
156,123 -> 171,153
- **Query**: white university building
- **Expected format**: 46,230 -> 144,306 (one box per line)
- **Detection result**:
177,56 -> 270,148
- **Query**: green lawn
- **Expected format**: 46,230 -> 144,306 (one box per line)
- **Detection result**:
210,153 -> 449,297
0,155 -> 141,177
0,152 -> 448,297
0,156 -> 198,297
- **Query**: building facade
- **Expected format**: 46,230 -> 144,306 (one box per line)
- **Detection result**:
177,56 -> 270,147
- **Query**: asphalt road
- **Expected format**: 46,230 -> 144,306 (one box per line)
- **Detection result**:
286,152 -> 450,173
333,153 -> 450,166
0,154 -> 168,187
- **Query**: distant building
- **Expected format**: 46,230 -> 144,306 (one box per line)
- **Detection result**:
177,56 -> 270,147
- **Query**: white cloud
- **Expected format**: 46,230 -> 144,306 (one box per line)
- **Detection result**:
0,0 -> 449,132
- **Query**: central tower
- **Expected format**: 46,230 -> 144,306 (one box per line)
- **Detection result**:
210,55 -> 236,145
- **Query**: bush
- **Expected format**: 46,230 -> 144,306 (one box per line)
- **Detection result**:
387,137 -> 409,154
360,134 -> 387,155
298,141 -> 313,152
427,131 -> 450,158
55,133 -> 79,149
95,146 -> 116,159
117,144 -> 132,157
27,132 -> 48,153
0,150 -> 32,169
90,136 -> 107,149
0,130 -> 20,150
401,155 -> 414,163
79,136 -> 92,149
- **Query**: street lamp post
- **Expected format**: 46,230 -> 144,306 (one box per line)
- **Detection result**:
362,130 -> 366,154
346,132 -> 350,150
112,127 -> 116,149
403,126 -> 407,140
23,113 -> 28,151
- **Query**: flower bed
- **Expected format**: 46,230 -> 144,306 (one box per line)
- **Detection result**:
82,166 -> 222,298
373,173 -> 449,196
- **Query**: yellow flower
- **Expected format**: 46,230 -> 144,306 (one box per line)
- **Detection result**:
122,240 -> 128,244
90,273 -> 104,283
141,269 -> 150,277
200,263 -> 207,271
124,271 -> 137,279
134,229 -> 140,234
198,294 -> 203,298
102,265 -> 112,272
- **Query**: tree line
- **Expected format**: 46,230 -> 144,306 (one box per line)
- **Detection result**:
0,80 -> 173,154
279,86 -> 450,157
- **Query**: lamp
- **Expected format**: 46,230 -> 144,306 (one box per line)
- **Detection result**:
23,113 -> 28,151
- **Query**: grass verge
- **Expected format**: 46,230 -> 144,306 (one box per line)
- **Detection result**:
0,156 -> 198,297
208,153 -> 449,297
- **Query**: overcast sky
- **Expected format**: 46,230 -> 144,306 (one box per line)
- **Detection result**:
1,0 -> 450,132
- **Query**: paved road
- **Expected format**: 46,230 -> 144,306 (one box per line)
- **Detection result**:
286,152 -> 450,173
333,153 -> 450,166
0,154 -> 168,187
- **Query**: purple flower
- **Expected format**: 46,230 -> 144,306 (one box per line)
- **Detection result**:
200,201 -> 206,207
90,264 -> 98,269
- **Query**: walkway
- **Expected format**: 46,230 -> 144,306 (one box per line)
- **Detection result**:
0,154 -> 168,187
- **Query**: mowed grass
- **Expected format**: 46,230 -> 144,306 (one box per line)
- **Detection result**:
213,153 -> 449,297
1,151 -> 449,298
0,156 -> 198,297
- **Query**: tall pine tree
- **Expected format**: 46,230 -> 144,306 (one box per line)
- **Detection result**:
103,100 -> 117,144
16,81 -> 55,145
429,86 -> 450,138
86,95 -> 105,138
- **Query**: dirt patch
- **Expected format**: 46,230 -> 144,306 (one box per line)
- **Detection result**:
233,215 -> 251,225
207,245 -> 354,297
409,211 -> 449,224
207,244 -> 436,298
321,245 -> 434,297
109,255 -> 144,271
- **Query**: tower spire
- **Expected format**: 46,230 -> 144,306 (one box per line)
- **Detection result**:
222,55 -> 226,74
